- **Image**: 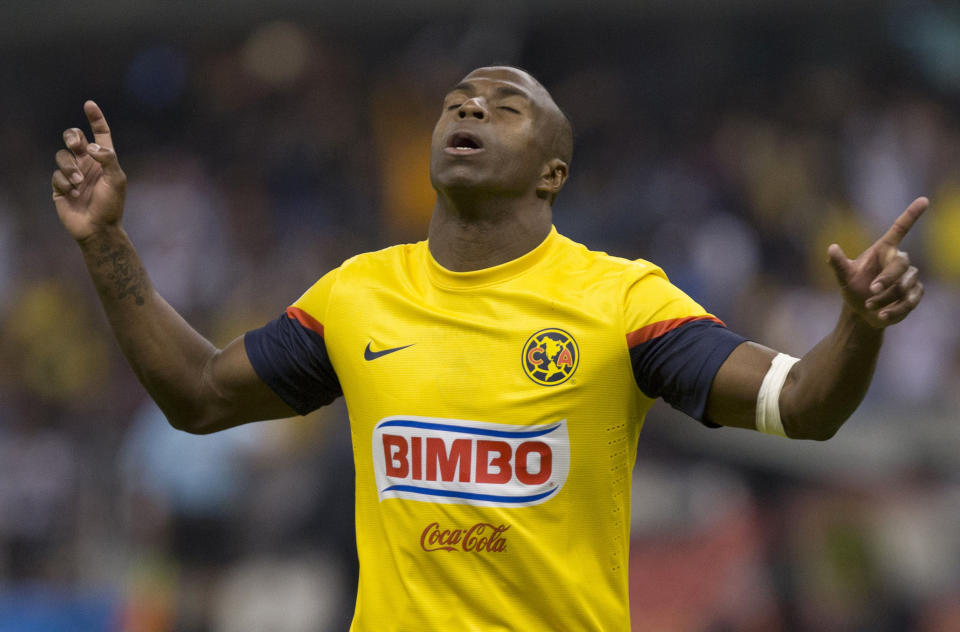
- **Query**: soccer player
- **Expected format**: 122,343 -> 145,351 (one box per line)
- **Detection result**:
52,66 -> 926,630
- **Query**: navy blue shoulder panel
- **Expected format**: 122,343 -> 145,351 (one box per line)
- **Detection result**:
629,320 -> 746,427
244,312 -> 343,415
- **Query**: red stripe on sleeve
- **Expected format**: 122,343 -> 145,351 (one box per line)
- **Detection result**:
626,315 -> 724,348
285,306 -> 325,337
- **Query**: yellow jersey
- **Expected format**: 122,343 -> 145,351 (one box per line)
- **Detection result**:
245,227 -> 744,631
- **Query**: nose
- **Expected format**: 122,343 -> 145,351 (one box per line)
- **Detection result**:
458,97 -> 487,120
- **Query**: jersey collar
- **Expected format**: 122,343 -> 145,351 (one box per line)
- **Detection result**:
425,225 -> 559,290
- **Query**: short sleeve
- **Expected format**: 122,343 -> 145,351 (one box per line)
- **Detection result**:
623,263 -> 746,427
244,269 -> 343,415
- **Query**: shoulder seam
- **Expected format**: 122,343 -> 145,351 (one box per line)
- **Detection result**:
321,265 -> 342,329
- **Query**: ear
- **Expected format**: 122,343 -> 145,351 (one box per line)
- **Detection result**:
536,159 -> 569,202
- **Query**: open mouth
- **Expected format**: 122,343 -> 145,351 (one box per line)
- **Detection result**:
445,131 -> 484,155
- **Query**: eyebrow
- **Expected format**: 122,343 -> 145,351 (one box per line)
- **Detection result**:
448,81 -> 531,101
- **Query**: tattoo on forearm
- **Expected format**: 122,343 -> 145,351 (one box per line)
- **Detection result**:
94,240 -> 146,305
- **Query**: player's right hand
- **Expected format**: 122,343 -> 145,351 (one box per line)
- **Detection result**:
51,101 -> 127,242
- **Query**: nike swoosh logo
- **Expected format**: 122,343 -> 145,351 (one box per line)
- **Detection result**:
364,342 -> 414,361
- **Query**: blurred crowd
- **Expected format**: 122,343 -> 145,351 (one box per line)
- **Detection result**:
1,4 -> 959,631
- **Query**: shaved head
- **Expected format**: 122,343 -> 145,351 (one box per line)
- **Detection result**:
462,66 -> 574,166
431,65 -> 573,208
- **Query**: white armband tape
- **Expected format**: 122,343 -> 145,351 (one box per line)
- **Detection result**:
755,353 -> 800,437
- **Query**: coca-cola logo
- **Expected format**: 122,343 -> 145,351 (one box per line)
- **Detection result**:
420,522 -> 510,553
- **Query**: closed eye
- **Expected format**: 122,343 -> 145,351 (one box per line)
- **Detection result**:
498,106 -> 520,114
447,104 -> 462,111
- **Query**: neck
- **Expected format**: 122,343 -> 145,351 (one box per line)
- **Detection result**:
427,191 -> 552,272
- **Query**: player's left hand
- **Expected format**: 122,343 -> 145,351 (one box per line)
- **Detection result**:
827,196 -> 928,328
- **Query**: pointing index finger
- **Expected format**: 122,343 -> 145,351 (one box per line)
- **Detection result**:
83,100 -> 114,150
880,196 -> 929,246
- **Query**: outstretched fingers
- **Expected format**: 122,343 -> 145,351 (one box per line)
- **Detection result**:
83,100 -> 115,150
865,197 -> 929,323
827,197 -> 930,328
53,102 -> 125,201
879,196 -> 929,247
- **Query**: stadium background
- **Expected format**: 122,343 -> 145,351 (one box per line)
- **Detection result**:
2,1 -> 959,630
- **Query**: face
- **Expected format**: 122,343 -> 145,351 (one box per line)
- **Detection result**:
429,67 -> 558,198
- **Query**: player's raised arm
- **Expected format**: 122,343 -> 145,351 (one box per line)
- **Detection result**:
52,101 -> 297,432
705,197 -> 929,440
